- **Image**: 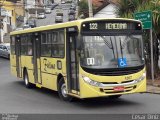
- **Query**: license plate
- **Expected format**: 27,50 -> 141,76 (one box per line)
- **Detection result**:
114,86 -> 125,91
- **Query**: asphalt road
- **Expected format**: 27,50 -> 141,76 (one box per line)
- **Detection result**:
36,4 -> 71,27
0,57 -> 160,114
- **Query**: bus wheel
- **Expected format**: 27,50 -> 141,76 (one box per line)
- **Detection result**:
58,78 -> 72,101
108,95 -> 121,99
23,70 -> 33,88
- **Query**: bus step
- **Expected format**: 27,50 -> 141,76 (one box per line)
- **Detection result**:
36,84 -> 42,88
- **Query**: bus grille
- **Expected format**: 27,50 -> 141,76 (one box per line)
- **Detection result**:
100,81 -> 137,94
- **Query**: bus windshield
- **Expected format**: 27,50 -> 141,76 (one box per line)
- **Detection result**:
80,35 -> 144,69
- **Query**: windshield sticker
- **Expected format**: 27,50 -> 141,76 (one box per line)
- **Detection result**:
118,58 -> 127,67
87,58 -> 95,65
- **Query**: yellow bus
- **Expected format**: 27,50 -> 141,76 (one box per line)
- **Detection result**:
10,18 -> 146,101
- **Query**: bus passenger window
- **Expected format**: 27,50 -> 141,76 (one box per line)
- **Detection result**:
21,35 -> 28,55
28,35 -> 33,55
11,36 -> 15,55
28,47 -> 32,55
51,31 -> 64,58
41,33 -> 51,57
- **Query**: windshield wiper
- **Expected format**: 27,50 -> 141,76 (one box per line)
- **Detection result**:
97,33 -> 116,60
119,37 -> 124,59
101,36 -> 113,49
110,37 -> 116,59
96,33 -> 112,49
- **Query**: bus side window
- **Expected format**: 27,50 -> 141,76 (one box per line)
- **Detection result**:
11,36 -> 16,55
21,35 -> 28,55
28,34 -> 33,55
51,30 -> 64,58
41,32 -> 51,57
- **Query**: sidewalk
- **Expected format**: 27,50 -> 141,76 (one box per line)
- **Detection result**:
147,79 -> 160,94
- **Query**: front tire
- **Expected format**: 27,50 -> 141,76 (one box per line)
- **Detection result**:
58,78 -> 72,101
23,70 -> 33,88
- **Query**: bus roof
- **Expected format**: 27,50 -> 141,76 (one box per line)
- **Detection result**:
10,18 -> 141,35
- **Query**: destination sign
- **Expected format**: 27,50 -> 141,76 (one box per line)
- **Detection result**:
81,20 -> 142,32
106,23 -> 127,29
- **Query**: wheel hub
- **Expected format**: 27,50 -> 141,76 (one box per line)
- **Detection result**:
61,84 -> 67,97
25,74 -> 28,85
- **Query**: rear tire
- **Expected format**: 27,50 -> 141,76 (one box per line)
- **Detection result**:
23,70 -> 34,88
58,78 -> 72,101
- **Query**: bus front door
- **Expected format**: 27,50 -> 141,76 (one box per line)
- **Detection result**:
33,34 -> 42,84
66,30 -> 79,94
15,36 -> 21,78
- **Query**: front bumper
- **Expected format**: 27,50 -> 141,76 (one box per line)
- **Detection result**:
79,78 -> 146,98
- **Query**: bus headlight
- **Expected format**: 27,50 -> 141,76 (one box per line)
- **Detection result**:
82,76 -> 102,87
135,72 -> 146,83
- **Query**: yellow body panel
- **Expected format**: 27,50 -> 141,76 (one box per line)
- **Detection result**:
40,57 -> 66,90
41,73 -> 57,90
37,58 -> 41,84
20,56 -> 34,82
10,55 -> 16,66
10,54 -> 17,76
79,67 -> 146,98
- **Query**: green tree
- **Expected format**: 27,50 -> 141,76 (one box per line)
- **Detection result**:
116,0 -> 160,78
78,0 -> 89,18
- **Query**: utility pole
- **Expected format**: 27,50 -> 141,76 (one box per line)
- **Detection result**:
0,0 -> 5,43
88,0 -> 93,17
150,29 -> 154,84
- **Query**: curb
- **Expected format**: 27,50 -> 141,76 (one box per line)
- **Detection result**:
147,84 -> 160,87
146,91 -> 160,95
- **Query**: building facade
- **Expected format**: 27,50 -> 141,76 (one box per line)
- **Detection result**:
0,0 -> 16,43
93,0 -> 118,18
24,0 -> 50,21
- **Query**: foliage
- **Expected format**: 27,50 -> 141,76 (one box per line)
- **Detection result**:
78,0 -> 89,18
116,0 -> 160,78
116,0 -> 160,35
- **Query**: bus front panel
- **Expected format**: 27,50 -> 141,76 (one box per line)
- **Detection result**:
78,19 -> 146,98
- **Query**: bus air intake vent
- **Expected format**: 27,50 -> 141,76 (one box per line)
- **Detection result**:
93,69 -> 141,76
82,65 -> 144,76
